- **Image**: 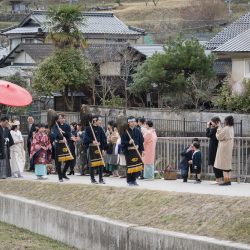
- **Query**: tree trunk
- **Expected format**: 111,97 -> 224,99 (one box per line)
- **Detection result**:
63,86 -> 74,111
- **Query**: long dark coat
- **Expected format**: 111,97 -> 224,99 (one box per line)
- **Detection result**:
206,127 -> 218,166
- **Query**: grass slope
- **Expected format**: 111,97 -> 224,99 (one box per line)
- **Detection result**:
0,180 -> 250,245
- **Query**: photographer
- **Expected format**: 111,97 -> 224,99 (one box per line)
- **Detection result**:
206,117 -> 223,184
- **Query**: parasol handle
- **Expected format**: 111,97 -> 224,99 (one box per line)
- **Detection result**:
55,121 -> 74,159
126,129 -> 143,162
89,122 -> 105,164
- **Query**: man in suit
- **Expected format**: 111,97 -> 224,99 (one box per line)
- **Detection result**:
0,116 -> 14,178
27,116 -> 36,171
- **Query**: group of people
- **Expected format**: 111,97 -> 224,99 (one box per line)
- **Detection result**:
179,115 -> 234,185
48,114 -> 158,185
0,117 -> 25,179
0,114 -> 158,186
0,113 -> 235,186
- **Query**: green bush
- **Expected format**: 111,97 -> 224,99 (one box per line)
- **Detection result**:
101,96 -> 125,107
215,79 -> 250,112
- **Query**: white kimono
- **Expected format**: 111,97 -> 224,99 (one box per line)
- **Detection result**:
10,130 -> 25,175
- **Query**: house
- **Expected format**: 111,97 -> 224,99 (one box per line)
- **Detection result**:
9,0 -> 30,14
213,29 -> 250,94
206,11 -> 250,84
2,11 -> 145,51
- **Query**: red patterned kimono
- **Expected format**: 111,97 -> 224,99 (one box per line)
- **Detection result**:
30,132 -> 51,177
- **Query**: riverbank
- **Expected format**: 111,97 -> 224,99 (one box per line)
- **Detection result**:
0,179 -> 249,245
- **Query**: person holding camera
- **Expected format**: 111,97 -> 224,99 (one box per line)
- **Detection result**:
214,116 -> 234,186
206,117 -> 223,184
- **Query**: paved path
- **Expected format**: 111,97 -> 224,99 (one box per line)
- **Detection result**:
15,172 -> 250,198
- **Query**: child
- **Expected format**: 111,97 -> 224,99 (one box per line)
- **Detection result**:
190,142 -> 202,184
30,123 -> 52,180
179,138 -> 199,182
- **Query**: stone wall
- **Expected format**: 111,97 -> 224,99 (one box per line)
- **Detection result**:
78,107 -> 250,136
41,107 -> 250,136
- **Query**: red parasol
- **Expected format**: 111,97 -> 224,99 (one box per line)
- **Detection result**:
0,80 -> 32,107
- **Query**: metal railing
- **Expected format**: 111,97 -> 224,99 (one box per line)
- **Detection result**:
40,113 -> 243,137
21,135 -> 250,181
155,137 -> 250,182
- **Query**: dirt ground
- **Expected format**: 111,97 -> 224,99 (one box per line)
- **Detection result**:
0,180 -> 250,245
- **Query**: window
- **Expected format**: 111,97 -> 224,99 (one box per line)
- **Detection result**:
25,38 -> 34,43
245,60 -> 250,77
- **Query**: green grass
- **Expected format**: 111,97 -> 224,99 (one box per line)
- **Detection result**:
0,180 -> 250,245
0,221 -> 76,250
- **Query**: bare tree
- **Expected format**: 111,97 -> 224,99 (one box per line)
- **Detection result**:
152,0 -> 160,6
119,46 -> 143,107
185,74 -> 218,109
144,0 -> 160,6
93,43 -> 126,105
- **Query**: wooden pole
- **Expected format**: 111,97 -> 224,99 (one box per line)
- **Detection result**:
125,129 -> 143,162
89,122 -> 105,164
55,121 -> 74,160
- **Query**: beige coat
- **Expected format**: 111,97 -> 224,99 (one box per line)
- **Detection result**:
214,126 -> 234,171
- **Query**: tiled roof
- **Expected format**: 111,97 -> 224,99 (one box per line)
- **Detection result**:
213,60 -> 232,75
3,27 -> 40,34
0,43 -> 131,66
19,43 -> 54,62
3,11 -> 144,36
84,43 -> 128,63
0,66 -> 29,78
0,43 -> 54,65
214,29 -> 250,52
206,11 -> 250,50
131,44 -> 164,57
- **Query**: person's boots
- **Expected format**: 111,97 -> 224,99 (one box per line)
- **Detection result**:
219,177 -> 231,185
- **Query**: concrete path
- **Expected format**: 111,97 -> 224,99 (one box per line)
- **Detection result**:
14,172 -> 250,198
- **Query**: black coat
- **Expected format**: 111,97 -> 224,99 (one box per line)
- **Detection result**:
0,126 -> 14,159
121,127 -> 144,153
27,123 -> 36,153
206,127 -> 218,166
83,125 -> 107,151
0,128 -> 5,159
179,146 -> 193,170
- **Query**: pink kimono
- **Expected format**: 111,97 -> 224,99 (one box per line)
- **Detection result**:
142,129 -> 157,164
142,128 -> 157,179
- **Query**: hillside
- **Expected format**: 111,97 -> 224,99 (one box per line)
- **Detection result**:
0,0 -> 249,42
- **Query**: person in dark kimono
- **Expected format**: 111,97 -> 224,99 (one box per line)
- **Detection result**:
0,117 -> 14,179
190,142 -> 202,184
179,138 -> 199,182
121,116 -> 144,186
50,113 -> 75,182
67,122 -> 77,175
206,117 -> 223,184
84,115 -> 107,184
76,123 -> 88,175
27,116 -> 36,171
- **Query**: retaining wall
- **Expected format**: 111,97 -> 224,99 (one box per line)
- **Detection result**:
0,193 -> 249,250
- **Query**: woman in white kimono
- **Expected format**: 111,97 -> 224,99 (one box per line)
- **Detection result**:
10,120 -> 25,177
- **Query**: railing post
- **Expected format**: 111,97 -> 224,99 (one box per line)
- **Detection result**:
240,120 -> 243,137
167,139 -> 170,166
237,138 -> 241,184
183,118 -> 186,137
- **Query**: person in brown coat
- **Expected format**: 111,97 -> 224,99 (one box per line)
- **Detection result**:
214,116 -> 234,186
